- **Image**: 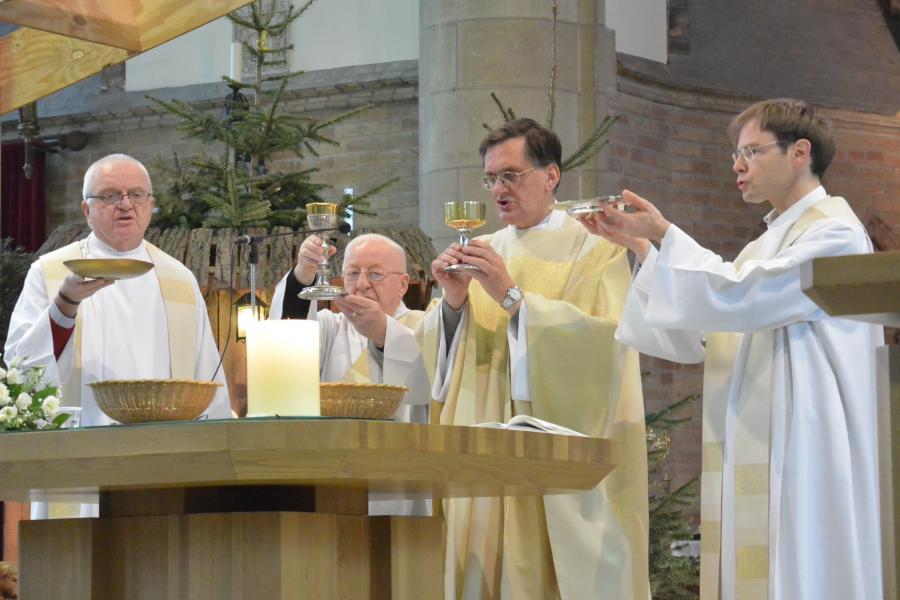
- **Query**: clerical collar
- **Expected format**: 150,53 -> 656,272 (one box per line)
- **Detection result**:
763,185 -> 827,228
86,232 -> 147,258
510,208 -> 564,232
392,302 -> 409,319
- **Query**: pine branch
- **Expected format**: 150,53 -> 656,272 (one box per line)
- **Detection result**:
481,92 -> 516,129
646,393 -> 700,427
546,3 -> 558,129
560,114 -> 618,171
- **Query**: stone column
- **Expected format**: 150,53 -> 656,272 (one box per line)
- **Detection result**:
418,0 -> 618,250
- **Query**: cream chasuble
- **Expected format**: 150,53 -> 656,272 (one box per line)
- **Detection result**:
420,215 -> 649,600
616,189 -> 883,600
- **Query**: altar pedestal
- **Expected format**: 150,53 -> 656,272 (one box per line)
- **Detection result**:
0,419 -> 613,599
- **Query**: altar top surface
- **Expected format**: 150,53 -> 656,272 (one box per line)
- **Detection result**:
801,250 -> 900,327
0,418 -> 614,502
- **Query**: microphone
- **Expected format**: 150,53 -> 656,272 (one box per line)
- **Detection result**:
234,221 -> 352,245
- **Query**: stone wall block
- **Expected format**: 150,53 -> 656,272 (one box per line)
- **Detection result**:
421,0 -> 580,29
456,20 -> 579,93
419,22 -> 457,95
418,168 -> 459,248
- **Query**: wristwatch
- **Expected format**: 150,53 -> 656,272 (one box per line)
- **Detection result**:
500,286 -> 524,311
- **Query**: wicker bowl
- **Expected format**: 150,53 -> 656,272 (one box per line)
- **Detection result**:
319,382 -> 407,419
88,379 -> 220,423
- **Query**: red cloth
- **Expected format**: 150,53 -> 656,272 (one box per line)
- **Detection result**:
50,314 -> 74,360
1,142 -> 46,253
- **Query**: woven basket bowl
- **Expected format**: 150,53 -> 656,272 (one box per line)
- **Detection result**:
319,382 -> 408,419
88,379 -> 220,423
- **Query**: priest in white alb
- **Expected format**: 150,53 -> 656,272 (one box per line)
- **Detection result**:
270,232 -> 430,514
578,98 -> 884,600
4,153 -> 232,516
423,118 -> 649,599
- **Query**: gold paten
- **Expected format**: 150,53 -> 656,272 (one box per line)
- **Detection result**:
63,259 -> 154,280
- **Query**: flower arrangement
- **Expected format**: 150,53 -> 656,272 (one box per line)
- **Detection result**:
0,356 -> 68,431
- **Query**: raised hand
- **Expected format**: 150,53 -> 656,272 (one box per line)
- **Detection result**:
332,294 -> 387,346
576,189 -> 668,262
293,234 -> 336,285
458,240 -> 517,307
431,242 -> 471,310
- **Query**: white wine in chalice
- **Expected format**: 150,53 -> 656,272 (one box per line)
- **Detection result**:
443,201 -> 487,273
298,202 -> 347,300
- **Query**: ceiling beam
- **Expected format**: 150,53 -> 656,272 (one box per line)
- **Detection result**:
131,0 -> 253,51
0,0 -> 141,51
0,27 -> 128,115
0,0 -> 255,114
0,0 -> 255,52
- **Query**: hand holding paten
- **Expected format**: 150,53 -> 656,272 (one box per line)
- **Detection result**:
332,295 -> 387,346
55,273 -> 114,317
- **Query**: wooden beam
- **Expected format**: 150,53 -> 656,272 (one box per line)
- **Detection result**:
0,0 -> 141,51
0,0 -> 256,53
0,27 -> 128,115
801,251 -> 900,324
131,0 -> 254,51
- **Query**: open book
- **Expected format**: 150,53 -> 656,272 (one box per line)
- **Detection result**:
474,415 -> 587,437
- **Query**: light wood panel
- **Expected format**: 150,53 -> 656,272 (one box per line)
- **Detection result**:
0,26 -> 128,115
0,0 -> 255,114
0,420 -> 614,502
801,251 -> 900,326
0,0 -> 140,50
21,511 -> 440,600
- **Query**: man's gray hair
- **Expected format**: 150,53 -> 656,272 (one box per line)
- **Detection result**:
343,233 -> 407,271
82,153 -> 152,200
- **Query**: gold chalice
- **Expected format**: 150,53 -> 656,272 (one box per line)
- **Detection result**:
443,201 -> 487,273
298,202 -> 347,300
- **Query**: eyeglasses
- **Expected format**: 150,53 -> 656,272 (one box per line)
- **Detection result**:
343,269 -> 405,283
85,190 -> 153,206
481,167 -> 538,190
731,141 -> 782,164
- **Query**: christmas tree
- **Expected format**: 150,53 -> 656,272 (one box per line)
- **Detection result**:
148,0 -> 393,230
646,394 -> 701,598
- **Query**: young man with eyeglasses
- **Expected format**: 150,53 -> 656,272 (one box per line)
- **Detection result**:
579,98 -> 884,599
5,153 -> 232,513
422,118 -> 649,599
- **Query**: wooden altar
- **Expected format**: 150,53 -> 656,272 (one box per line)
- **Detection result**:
0,418 -> 614,599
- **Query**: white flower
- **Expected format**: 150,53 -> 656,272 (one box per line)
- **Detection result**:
0,406 -> 18,422
42,396 -> 60,417
35,418 -> 49,429
0,384 -> 9,405
15,393 -> 31,410
5,368 -> 24,385
0,366 -> 6,379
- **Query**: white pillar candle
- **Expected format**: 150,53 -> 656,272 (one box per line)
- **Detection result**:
229,41 -> 243,82
247,320 -> 320,416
